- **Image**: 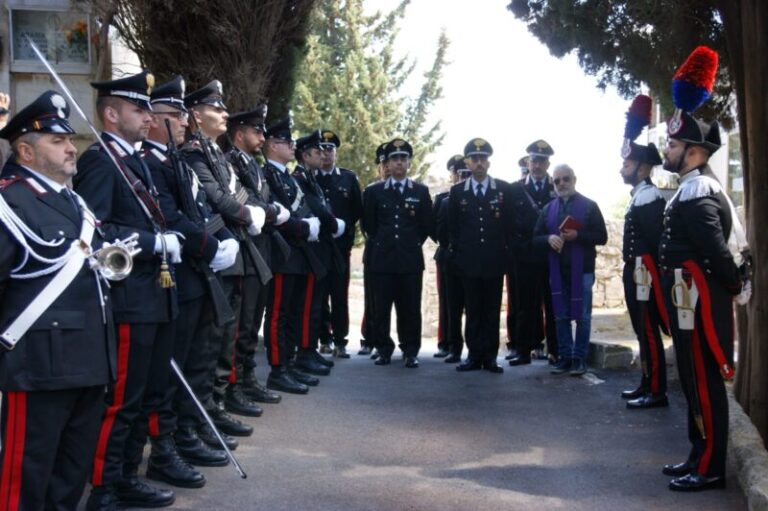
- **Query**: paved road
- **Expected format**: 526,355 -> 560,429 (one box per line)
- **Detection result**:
112,345 -> 746,511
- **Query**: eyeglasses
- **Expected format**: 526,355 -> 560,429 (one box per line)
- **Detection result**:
553,176 -> 572,185
154,111 -> 189,121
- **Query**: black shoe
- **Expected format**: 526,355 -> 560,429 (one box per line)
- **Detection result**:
456,359 -> 483,372
627,394 -> 669,409
504,350 -> 517,361
433,348 -> 450,358
333,345 -> 351,358
551,358 -> 571,374
374,355 -> 391,365
444,354 -> 461,363
370,349 -> 380,360
210,406 -> 254,437
662,461 -> 695,477
319,343 -> 333,354
174,427 -> 229,467
621,386 -> 647,399
548,354 -> 557,366
570,359 -> 587,376
311,348 -> 335,367
483,360 -> 504,373
267,370 -> 309,394
147,436 -> 206,489
508,354 -> 531,366
197,423 -> 238,451
669,473 -> 725,492
224,388 -> 263,417
114,476 -> 175,508
404,356 -> 419,368
358,345 -> 372,356
533,347 -> 548,360
242,380 -> 282,404
86,486 -> 119,511
295,354 -> 332,376
288,367 -> 320,386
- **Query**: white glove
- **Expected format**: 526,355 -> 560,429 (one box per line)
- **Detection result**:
154,233 -> 182,263
735,280 -> 752,305
209,238 -> 239,272
246,205 -> 266,236
333,218 -> 346,239
273,202 -> 290,226
302,217 -> 321,242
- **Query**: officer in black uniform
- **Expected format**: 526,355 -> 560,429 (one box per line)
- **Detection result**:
73,71 -> 179,510
362,138 -> 433,368
507,139 -> 558,366
618,137 -> 670,409
359,143 -> 389,356
504,155 -> 530,357
316,129 -> 363,358
261,119 -> 323,394
0,91 -> 115,511
659,109 -> 746,492
449,139 -> 510,373
183,80 -> 268,431
141,76 -> 234,481
517,156 -> 529,182
433,154 -> 468,362
225,106 -> 286,405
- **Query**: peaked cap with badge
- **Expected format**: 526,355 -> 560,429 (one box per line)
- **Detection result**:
383,138 -> 413,160
228,104 -> 268,132
0,90 -> 76,141
91,69 -> 155,111
295,130 -> 322,153
319,129 -> 340,149
518,156 -> 529,169
447,154 -> 467,172
150,75 -> 186,111
526,139 -> 554,159
375,142 -> 387,164
266,118 -> 293,142
464,138 -> 493,158
184,80 -> 227,110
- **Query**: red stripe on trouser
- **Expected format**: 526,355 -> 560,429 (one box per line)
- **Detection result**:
269,274 -> 284,366
643,311 -> 660,394
0,392 -> 26,511
92,323 -> 132,486
301,274 -> 315,349
691,328 -> 715,475
436,263 -> 443,342
148,412 -> 160,437
229,277 -> 243,384
641,254 -> 670,332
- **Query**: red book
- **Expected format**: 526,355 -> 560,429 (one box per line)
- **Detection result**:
559,215 -> 583,231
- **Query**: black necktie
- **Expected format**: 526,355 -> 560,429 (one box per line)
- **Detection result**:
61,188 -> 80,217
132,152 -> 154,190
394,182 -> 402,194
476,183 -> 483,198
535,181 -> 542,192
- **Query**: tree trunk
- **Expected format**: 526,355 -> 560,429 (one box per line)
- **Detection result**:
719,0 -> 768,443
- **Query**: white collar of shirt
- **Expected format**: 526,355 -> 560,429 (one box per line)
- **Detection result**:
22,166 -> 67,193
471,176 -> 490,193
105,132 -> 137,155
268,159 -> 288,173
389,177 -> 408,190
319,167 -> 338,176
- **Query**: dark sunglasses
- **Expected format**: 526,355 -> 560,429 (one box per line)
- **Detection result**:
553,176 -> 572,185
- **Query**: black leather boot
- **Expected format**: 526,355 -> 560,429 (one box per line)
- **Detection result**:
242,369 -> 282,403
224,386 -> 264,417
114,476 -> 175,508
174,426 -> 229,467
147,435 -> 206,488
267,367 -> 309,394
295,351 -> 331,375
197,422 -> 239,451
85,486 -> 119,511
209,404 -> 254,436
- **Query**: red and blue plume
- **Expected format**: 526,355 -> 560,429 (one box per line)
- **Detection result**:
672,46 -> 719,113
623,94 -> 652,142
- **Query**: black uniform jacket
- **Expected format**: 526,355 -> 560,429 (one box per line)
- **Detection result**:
315,167 -> 363,253
432,191 -> 449,264
143,141 -> 231,303
659,166 -> 741,294
74,133 -> 177,324
508,175 -> 557,265
623,178 -> 665,263
362,177 -> 433,274
0,163 -> 115,390
447,177 -> 512,278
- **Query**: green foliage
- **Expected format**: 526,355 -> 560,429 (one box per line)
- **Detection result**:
507,0 -> 733,127
292,0 -> 449,185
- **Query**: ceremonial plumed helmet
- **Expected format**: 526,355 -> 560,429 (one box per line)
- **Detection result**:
150,75 -> 187,111
228,104 -> 268,132
624,142 -> 663,166
526,139 -> 554,159
0,90 -> 76,141
319,129 -> 341,149
620,95 -> 660,165
91,69 -> 155,111
464,138 -> 493,158
184,80 -> 227,110
383,138 -> 413,160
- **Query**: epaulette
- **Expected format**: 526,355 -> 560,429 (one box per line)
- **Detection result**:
148,147 -> 168,163
631,185 -> 664,208
0,175 -> 22,191
678,174 -> 721,202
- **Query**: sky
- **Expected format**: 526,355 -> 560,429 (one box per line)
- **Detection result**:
369,0 -> 633,215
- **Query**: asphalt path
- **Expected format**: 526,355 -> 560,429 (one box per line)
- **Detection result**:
111,346 -> 746,511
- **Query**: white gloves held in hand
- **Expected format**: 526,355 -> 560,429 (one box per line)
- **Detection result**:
246,205 -> 266,236
210,238 -> 239,272
273,202 -> 290,225
333,218 -> 346,239
302,217 -> 321,242
154,233 -> 182,263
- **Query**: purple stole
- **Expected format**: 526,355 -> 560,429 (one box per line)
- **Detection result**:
547,194 -> 588,320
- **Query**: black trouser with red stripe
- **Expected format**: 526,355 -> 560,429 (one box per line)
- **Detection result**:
435,261 -> 449,352
0,386 -> 104,511
505,265 -> 518,351
514,262 -> 557,357
371,272 -> 422,358
265,273 -> 310,367
623,264 -> 667,395
212,276 -> 243,404
463,275 -> 503,362
301,273 -> 328,351
321,250 -> 351,347
663,273 -> 732,478
445,268 -> 466,357
234,274 -> 263,383
91,321 -> 174,487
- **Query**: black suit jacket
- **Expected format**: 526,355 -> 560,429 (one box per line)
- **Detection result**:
315,167 -> 363,253
508,176 -> 556,265
74,133 -> 177,324
362,178 -> 433,274
0,163 -> 115,390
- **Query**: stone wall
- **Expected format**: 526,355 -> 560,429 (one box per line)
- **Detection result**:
594,219 -> 626,309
